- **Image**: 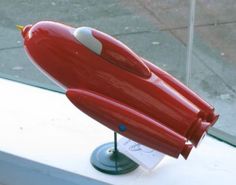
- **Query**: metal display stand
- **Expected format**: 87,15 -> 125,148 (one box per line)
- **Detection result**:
90,132 -> 138,175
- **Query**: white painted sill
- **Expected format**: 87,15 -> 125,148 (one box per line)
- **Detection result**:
0,78 -> 235,185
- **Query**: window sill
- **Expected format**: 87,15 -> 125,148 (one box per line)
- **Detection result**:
0,79 -> 235,185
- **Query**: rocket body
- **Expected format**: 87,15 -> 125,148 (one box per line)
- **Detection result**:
21,21 -> 218,159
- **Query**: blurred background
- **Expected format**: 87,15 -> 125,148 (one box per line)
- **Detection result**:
0,0 -> 235,146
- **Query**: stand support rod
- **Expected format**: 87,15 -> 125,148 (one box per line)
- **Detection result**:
114,132 -> 118,154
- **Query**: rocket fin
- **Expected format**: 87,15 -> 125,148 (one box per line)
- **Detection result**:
66,88 -> 192,159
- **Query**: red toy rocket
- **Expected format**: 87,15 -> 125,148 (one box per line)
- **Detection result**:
18,21 -> 219,159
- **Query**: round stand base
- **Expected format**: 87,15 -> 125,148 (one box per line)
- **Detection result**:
90,142 -> 139,175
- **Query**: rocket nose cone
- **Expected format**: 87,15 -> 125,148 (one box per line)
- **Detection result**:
16,25 -> 24,31
17,24 -> 32,38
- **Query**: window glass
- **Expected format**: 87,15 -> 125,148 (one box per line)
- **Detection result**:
0,0 -> 235,145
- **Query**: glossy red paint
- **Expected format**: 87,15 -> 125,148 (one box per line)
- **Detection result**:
21,21 -> 219,159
